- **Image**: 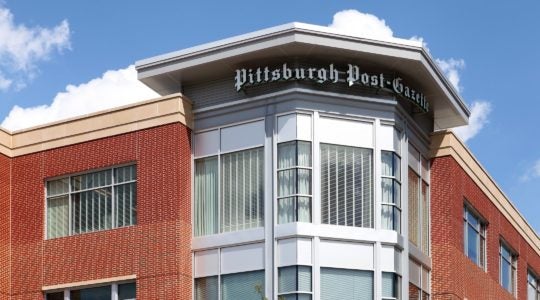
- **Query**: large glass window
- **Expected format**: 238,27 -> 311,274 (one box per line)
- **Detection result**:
528,270 -> 540,300
320,268 -> 373,300
320,144 -> 373,228
278,141 -> 312,224
500,242 -> 517,295
194,147 -> 264,236
278,265 -> 312,299
46,165 -> 136,239
463,205 -> 486,269
381,151 -> 401,232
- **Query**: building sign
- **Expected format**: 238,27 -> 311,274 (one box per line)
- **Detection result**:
234,63 -> 429,112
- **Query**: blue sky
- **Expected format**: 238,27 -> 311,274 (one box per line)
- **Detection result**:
1,1 -> 539,231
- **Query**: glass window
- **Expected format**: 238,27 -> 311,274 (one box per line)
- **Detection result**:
194,147 -> 264,236
278,141 -> 312,224
118,282 -> 136,300
408,166 -> 429,254
46,292 -> 64,300
46,165 -> 136,239
221,270 -> 265,300
70,285 -> 111,300
382,272 -> 401,300
528,270 -> 540,300
381,151 -> 401,232
320,144 -> 373,228
278,265 -> 312,299
500,242 -> 517,295
463,205 -> 486,269
195,276 -> 218,300
320,268 -> 373,300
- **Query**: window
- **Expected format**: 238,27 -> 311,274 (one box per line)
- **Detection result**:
221,270 -> 265,300
320,268 -> 373,300
381,151 -> 401,232
46,165 -> 136,239
45,282 -> 135,300
528,270 -> 540,300
408,145 -> 429,255
195,276 -> 218,300
382,272 -> 401,300
463,205 -> 486,269
194,147 -> 264,236
320,144 -> 373,228
277,141 -> 312,224
278,265 -> 312,299
408,283 -> 429,300
500,242 -> 517,295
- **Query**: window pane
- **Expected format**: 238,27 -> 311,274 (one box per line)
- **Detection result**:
297,197 -> 311,223
196,276 -> 218,300
382,178 -> 393,204
278,197 -> 295,224
118,282 -> 136,300
115,182 -> 136,227
408,168 -> 420,246
382,272 -> 398,298
381,205 -> 393,230
422,181 -> 429,254
320,268 -> 373,300
298,266 -> 312,292
72,169 -> 111,191
320,144 -> 373,228
114,165 -> 136,184
221,270 -> 265,300
194,157 -> 219,236
279,266 -> 297,293
70,285 -> 111,300
47,178 -> 69,196
297,169 -> 311,195
46,292 -> 64,300
382,151 -> 393,177
278,141 -> 296,169
297,141 -> 312,167
501,257 -> 512,292
221,148 -> 264,233
467,224 -> 479,264
47,195 -> 69,239
278,169 -> 296,197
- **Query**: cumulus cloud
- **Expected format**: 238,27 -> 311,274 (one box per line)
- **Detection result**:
453,101 -> 492,142
328,10 -> 395,41
435,58 -> 466,92
1,65 -> 159,131
0,4 -> 70,90
520,160 -> 540,182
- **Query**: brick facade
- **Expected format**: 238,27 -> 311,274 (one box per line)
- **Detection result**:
431,155 -> 540,300
2,123 -> 192,299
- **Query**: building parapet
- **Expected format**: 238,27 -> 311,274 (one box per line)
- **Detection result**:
0,93 -> 192,157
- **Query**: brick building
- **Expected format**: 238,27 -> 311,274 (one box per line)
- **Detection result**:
0,23 -> 536,300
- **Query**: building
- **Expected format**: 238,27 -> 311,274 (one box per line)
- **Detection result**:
0,23 -> 537,300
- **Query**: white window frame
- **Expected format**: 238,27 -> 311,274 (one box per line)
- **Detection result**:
381,150 -> 401,233
45,281 -> 136,300
499,240 -> 517,296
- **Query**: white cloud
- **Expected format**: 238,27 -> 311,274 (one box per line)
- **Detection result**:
453,101 -> 492,142
0,4 -> 70,90
520,160 -> 540,182
435,58 -> 465,92
1,65 -> 159,131
0,72 -> 12,90
328,9 -> 394,41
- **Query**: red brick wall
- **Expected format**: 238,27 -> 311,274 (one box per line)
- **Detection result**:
9,123 -> 192,299
0,154 -> 11,298
431,155 -> 540,300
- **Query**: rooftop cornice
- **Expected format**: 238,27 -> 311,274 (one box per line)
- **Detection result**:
0,93 -> 192,157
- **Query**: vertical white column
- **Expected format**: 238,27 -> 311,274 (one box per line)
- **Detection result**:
63,289 -> 70,300
111,284 -> 119,300
312,111 -> 320,300
265,113 -> 275,299
374,119 -> 382,300
402,123 -> 410,300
